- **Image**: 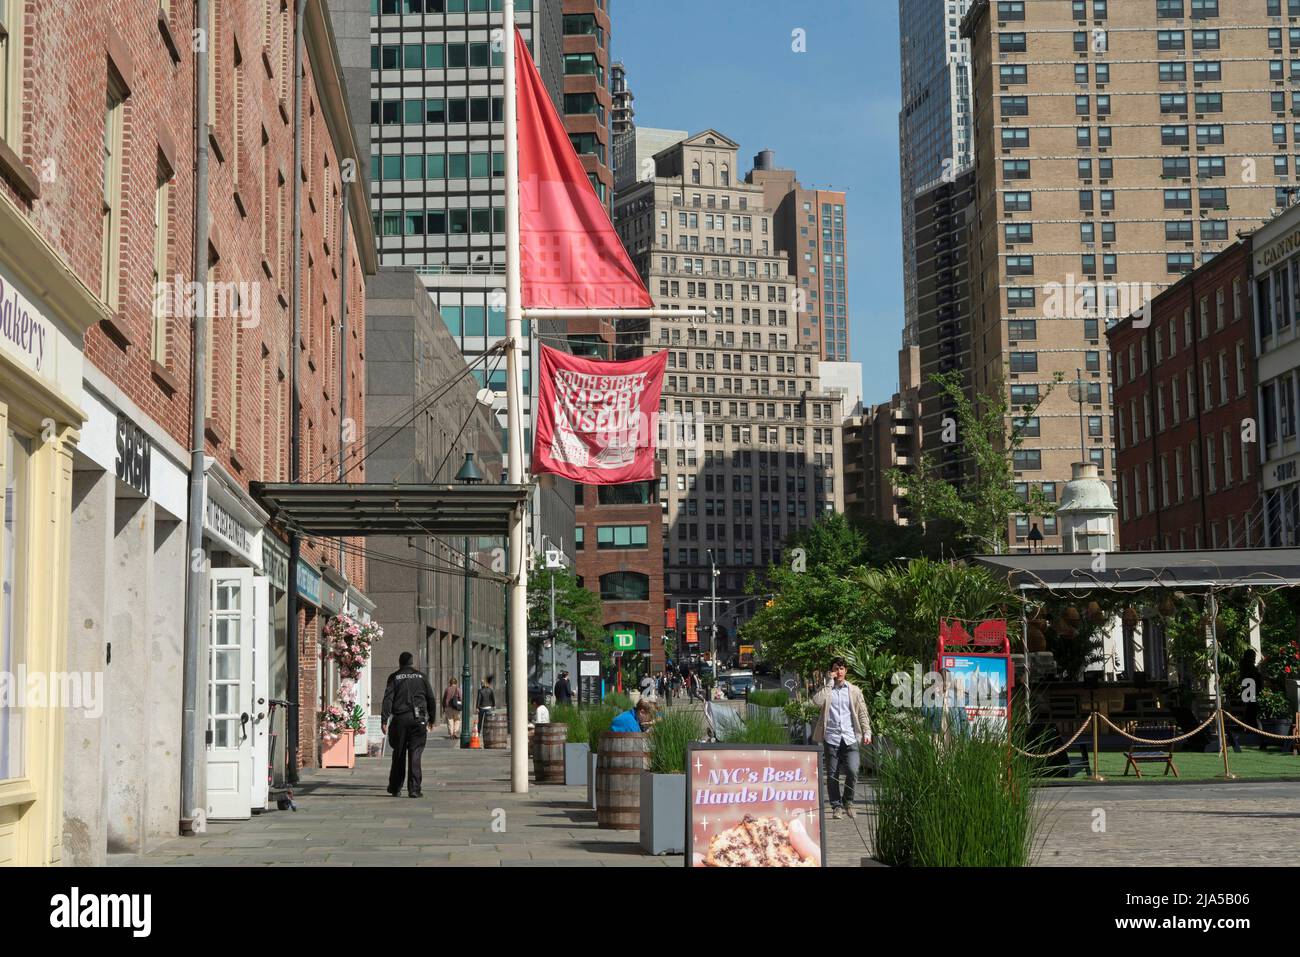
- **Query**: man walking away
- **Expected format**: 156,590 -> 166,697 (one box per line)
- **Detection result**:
812,656 -> 872,819
554,670 -> 573,706
476,675 -> 496,734
382,652 -> 437,797
442,677 -> 462,740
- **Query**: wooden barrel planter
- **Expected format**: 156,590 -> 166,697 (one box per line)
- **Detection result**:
483,712 -> 510,749
595,731 -> 649,830
534,723 -> 568,783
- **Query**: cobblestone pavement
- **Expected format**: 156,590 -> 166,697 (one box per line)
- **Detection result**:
121,734 -> 1300,867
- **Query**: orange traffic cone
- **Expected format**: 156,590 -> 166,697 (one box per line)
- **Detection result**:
469,726 -> 482,749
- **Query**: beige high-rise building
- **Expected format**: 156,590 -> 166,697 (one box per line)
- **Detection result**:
614,130 -> 845,651
961,0 -> 1292,550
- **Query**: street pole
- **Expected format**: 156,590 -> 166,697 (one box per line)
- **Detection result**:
709,551 -> 719,669
461,535 -> 473,748
551,567 -> 558,688
503,0 -> 528,792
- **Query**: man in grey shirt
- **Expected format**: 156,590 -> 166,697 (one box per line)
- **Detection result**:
812,656 -> 873,819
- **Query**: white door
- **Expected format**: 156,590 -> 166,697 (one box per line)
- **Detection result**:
207,568 -> 254,820
249,576 -> 270,813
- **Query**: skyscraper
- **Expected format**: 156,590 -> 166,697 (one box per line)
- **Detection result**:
613,131 -> 846,653
748,151 -> 852,362
561,0 -> 613,208
961,0 -> 1291,551
898,0 -> 974,348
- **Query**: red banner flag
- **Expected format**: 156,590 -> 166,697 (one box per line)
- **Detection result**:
514,29 -> 653,309
532,345 -> 667,485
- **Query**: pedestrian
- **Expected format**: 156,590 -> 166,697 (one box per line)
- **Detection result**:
476,675 -> 496,734
442,677 -> 462,740
638,671 -> 655,702
812,655 -> 872,820
381,652 -> 437,798
1239,649 -> 1266,749
532,693 -> 550,725
611,698 -> 657,732
554,670 -> 573,706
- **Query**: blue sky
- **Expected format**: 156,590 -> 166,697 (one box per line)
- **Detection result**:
613,0 -> 903,405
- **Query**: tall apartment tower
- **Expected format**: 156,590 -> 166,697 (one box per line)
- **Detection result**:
367,0 -> 575,561
899,0 -> 974,347
613,131 -> 846,656
961,0 -> 1291,551
561,0 -> 614,207
748,152 -> 852,362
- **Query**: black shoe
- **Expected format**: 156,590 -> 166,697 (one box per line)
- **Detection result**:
387,788 -> 401,796
409,790 -> 423,798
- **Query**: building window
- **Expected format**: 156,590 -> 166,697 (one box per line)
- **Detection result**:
152,157 -> 173,365
0,0 -> 24,145
100,74 -> 128,307
600,572 -> 649,602
0,426 -> 31,782
596,525 -> 648,549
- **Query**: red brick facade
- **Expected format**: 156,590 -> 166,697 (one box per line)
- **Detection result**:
574,478 -> 667,673
0,1 -> 373,768
561,0 -> 612,207
1109,239 -> 1260,550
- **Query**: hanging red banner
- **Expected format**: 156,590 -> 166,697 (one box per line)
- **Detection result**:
532,345 -> 667,484
514,29 -> 652,309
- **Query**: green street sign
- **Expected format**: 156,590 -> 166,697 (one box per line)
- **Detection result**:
612,629 -> 635,651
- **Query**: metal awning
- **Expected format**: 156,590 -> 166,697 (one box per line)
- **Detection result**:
250,482 -> 530,537
972,548 -> 1300,592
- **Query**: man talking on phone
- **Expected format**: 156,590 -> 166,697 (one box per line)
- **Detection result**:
812,656 -> 872,820
381,652 -> 437,798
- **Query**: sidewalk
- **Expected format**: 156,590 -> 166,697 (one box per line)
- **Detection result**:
120,731 -> 1300,867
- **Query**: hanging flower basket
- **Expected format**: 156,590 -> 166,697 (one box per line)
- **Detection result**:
322,613 -> 383,681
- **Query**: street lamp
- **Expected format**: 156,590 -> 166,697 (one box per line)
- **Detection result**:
456,450 -> 483,748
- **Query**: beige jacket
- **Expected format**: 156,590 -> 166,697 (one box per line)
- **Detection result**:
811,679 -> 872,745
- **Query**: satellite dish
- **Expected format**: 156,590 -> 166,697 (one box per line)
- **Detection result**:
475,387 -> 495,406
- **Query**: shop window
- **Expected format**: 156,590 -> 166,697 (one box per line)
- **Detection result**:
1,425 -> 31,782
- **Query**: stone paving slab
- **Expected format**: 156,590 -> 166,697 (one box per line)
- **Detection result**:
118,734 -> 1300,868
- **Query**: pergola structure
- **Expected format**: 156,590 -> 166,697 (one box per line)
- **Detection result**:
973,548 -> 1300,594
252,481 -> 531,541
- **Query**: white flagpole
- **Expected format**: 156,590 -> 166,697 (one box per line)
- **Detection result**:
503,0 -> 528,793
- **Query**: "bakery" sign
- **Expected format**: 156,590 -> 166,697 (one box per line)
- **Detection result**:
685,743 -> 825,867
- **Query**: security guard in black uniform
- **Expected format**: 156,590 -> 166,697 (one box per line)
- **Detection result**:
381,652 -> 437,797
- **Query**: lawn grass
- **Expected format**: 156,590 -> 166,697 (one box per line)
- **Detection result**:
1041,748 -> 1300,784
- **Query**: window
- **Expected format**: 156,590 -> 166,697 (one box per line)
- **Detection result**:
997,2 -> 1025,20
1009,319 -> 1037,340
1011,384 -> 1040,405
1196,156 -> 1225,178
1013,450 -> 1042,471
152,158 -> 173,364
999,64 -> 1027,84
1166,220 -> 1193,241
1192,61 -> 1221,82
1194,93 -> 1222,113
599,572 -> 649,601
1190,0 -> 1217,15
1156,0 -> 1183,15
1167,253 -> 1194,274
1192,29 -> 1219,50
1199,187 -> 1227,209
1006,255 -> 1034,276
1010,352 -> 1038,373
1163,157 -> 1190,178
1160,93 -> 1187,114
1014,416 -> 1040,437
1004,191 -> 1032,212
1157,30 -> 1185,50
596,525 -> 648,549
1005,223 -> 1033,243
1008,287 -> 1036,307
0,0 -> 24,145
1001,96 -> 1029,116
1002,128 -> 1029,148
101,74 -> 127,306
1159,62 -> 1186,82
999,32 -> 1027,52
1,426 -> 32,782
1195,124 -> 1224,145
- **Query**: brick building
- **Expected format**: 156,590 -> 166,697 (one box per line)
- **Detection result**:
0,0 -> 376,865
1108,238 -> 1258,551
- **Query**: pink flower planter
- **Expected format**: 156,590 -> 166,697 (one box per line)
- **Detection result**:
321,729 -> 356,769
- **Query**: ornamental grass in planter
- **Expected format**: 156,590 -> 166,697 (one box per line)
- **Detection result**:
867,717 -> 1046,868
641,709 -> 706,855
746,689 -> 790,708
719,712 -> 790,745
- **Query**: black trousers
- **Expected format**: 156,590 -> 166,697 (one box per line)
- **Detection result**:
388,715 -> 428,795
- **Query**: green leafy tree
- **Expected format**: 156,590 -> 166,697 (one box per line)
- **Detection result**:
888,371 -> 1061,555
527,565 -> 606,671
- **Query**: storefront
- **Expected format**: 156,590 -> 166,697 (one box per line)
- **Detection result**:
0,222 -> 104,866
201,461 -> 275,821
261,533 -> 291,796
1253,204 -> 1300,545
63,371 -> 190,863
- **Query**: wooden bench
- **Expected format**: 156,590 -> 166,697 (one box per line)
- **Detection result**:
1122,720 -> 1180,778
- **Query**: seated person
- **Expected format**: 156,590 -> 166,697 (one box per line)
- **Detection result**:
610,698 -> 656,732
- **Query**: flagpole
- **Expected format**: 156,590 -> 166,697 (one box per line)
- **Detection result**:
503,0 -> 528,794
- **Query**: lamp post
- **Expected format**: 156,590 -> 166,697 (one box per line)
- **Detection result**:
457,450 -> 483,748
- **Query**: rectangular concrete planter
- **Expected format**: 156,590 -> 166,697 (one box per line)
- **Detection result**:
639,771 -> 686,856
565,743 -> 589,787
587,751 -> 598,809
320,730 -> 355,769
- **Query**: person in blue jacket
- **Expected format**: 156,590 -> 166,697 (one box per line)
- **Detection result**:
610,698 -> 655,732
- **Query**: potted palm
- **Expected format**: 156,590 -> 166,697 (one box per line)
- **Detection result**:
640,709 -> 705,855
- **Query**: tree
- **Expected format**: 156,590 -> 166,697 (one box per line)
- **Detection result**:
526,565 -> 604,672
888,370 -> 1060,555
